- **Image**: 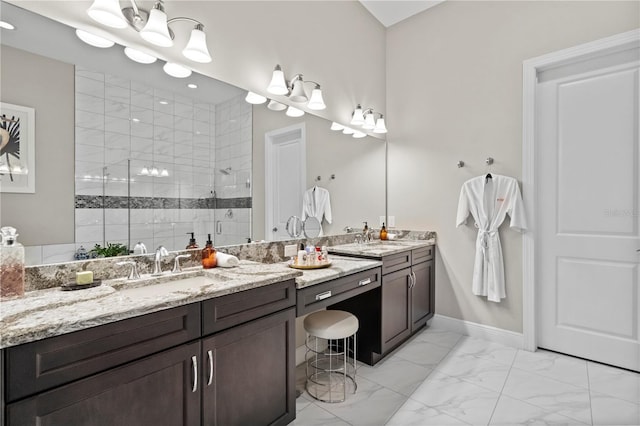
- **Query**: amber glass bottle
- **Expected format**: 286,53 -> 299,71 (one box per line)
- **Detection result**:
201,234 -> 217,269
380,222 -> 388,241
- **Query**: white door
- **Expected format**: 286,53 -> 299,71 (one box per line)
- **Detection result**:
536,46 -> 640,371
265,124 -> 306,241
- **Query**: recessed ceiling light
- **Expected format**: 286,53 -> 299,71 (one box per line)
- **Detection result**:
163,62 -> 192,78
75,29 -> 114,48
123,47 -> 157,64
187,83 -> 198,89
0,21 -> 15,30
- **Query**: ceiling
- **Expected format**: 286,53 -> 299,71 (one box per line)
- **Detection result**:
359,0 -> 445,27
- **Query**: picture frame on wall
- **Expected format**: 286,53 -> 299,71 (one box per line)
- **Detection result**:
0,102 -> 36,193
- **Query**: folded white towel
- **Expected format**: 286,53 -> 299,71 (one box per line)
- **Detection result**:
216,252 -> 239,268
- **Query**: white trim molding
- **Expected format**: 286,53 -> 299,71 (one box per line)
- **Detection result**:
521,29 -> 640,353
430,314 -> 524,349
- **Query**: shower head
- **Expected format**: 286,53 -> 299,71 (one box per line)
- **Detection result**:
218,167 -> 232,175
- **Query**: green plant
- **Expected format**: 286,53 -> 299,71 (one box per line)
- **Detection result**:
91,243 -> 129,258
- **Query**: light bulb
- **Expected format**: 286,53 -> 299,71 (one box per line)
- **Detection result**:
245,92 -> 267,105
267,65 -> 288,95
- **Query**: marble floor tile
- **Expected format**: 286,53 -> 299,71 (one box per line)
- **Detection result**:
386,398 -> 470,426
414,327 -> 464,349
392,339 -> 452,368
291,403 -> 351,426
317,376 -> 406,426
512,349 -> 589,389
296,393 -> 313,413
409,371 -> 500,425
436,351 -> 511,392
489,394 -> 588,426
502,368 -> 592,424
587,361 -> 640,404
356,355 -> 433,396
589,392 -> 640,426
449,336 -> 518,366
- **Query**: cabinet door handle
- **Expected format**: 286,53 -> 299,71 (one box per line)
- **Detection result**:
191,355 -> 198,393
315,291 -> 332,300
412,271 -> 417,288
207,350 -> 214,386
358,278 -> 372,286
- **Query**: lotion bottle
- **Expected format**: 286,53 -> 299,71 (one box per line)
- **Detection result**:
186,232 -> 198,249
380,222 -> 388,241
201,234 -> 217,269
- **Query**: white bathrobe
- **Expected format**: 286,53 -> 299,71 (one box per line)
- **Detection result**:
456,174 -> 527,302
301,186 -> 332,237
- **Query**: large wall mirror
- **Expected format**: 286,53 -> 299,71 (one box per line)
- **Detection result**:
0,1 -> 386,265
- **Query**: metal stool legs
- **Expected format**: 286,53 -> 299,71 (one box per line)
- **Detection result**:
304,332 -> 357,403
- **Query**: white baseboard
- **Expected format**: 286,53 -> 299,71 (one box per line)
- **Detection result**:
430,314 -> 524,349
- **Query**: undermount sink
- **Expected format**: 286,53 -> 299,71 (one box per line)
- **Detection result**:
106,269 -> 232,298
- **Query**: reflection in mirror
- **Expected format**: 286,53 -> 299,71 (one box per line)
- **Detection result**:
285,216 -> 302,239
0,1 -> 386,266
302,217 -> 321,238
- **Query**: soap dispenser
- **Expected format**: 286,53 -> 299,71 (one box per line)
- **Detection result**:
0,226 -> 24,298
201,234 -> 217,269
186,232 -> 199,249
380,222 -> 388,241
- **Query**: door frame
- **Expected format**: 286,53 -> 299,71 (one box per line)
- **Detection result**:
521,29 -> 640,351
264,123 -> 306,241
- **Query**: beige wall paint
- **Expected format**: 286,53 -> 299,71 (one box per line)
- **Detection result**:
386,1 -> 640,333
0,45 -> 75,246
252,106 -> 386,240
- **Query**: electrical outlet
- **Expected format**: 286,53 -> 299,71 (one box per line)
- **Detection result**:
284,244 -> 298,257
388,216 -> 396,227
379,216 -> 386,227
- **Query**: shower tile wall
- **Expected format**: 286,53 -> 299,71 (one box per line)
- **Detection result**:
72,66 -> 251,257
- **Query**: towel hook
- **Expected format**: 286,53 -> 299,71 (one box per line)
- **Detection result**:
457,161 -> 465,168
486,157 -> 494,166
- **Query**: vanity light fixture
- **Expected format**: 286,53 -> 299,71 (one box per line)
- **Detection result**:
285,106 -> 305,118
350,104 -> 388,134
0,21 -> 16,30
266,64 -> 326,110
163,62 -> 191,78
75,29 -> 115,48
245,92 -> 267,105
123,46 -> 157,64
87,0 -> 212,63
138,166 -> 169,177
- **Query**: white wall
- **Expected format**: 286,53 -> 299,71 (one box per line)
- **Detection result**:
386,1 -> 640,333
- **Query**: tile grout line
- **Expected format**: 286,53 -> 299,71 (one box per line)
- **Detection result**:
485,348 -> 519,426
586,362 -> 594,426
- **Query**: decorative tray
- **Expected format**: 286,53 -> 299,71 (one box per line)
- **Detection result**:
61,279 -> 102,291
288,262 -> 332,270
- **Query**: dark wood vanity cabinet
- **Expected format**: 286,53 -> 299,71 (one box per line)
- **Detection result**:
2,279 -> 297,426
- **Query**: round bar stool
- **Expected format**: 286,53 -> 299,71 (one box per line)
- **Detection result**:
303,310 -> 358,403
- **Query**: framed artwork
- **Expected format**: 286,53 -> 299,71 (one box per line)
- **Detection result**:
0,102 -> 35,193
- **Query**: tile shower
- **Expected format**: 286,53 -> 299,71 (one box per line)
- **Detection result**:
27,66 -> 252,265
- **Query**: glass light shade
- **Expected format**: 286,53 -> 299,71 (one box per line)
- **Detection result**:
267,100 -> 287,111
87,0 -> 127,28
182,27 -> 212,63
160,169 -> 169,177
163,62 -> 192,78
362,112 -> 376,130
267,66 -> 288,95
140,7 -> 173,47
352,131 -> 367,139
75,29 -> 114,48
330,122 -> 344,131
124,47 -> 157,64
342,127 -> 355,135
150,167 -> 159,176
307,87 -> 326,110
351,104 -> 365,125
140,167 -> 150,176
245,91 -> 267,105
373,116 -> 388,134
289,77 -> 307,103
285,106 -> 304,118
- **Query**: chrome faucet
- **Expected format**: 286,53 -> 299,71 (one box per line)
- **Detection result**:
116,261 -> 140,280
172,254 -> 191,273
343,226 -> 354,233
152,246 -> 169,275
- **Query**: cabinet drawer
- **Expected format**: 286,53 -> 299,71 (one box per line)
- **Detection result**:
412,246 -> 434,264
202,279 -> 295,335
296,268 -> 381,316
381,252 -> 412,275
5,303 -> 201,403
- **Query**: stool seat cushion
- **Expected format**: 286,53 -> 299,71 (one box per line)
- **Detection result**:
304,310 -> 359,340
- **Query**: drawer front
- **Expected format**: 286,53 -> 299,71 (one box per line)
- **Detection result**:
202,279 -> 296,336
5,303 -> 201,403
412,246 -> 434,265
296,268 -> 381,316
382,252 -> 412,275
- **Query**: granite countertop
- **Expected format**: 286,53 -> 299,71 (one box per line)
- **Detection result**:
278,255 -> 383,289
0,261 -> 302,349
328,238 -> 436,258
